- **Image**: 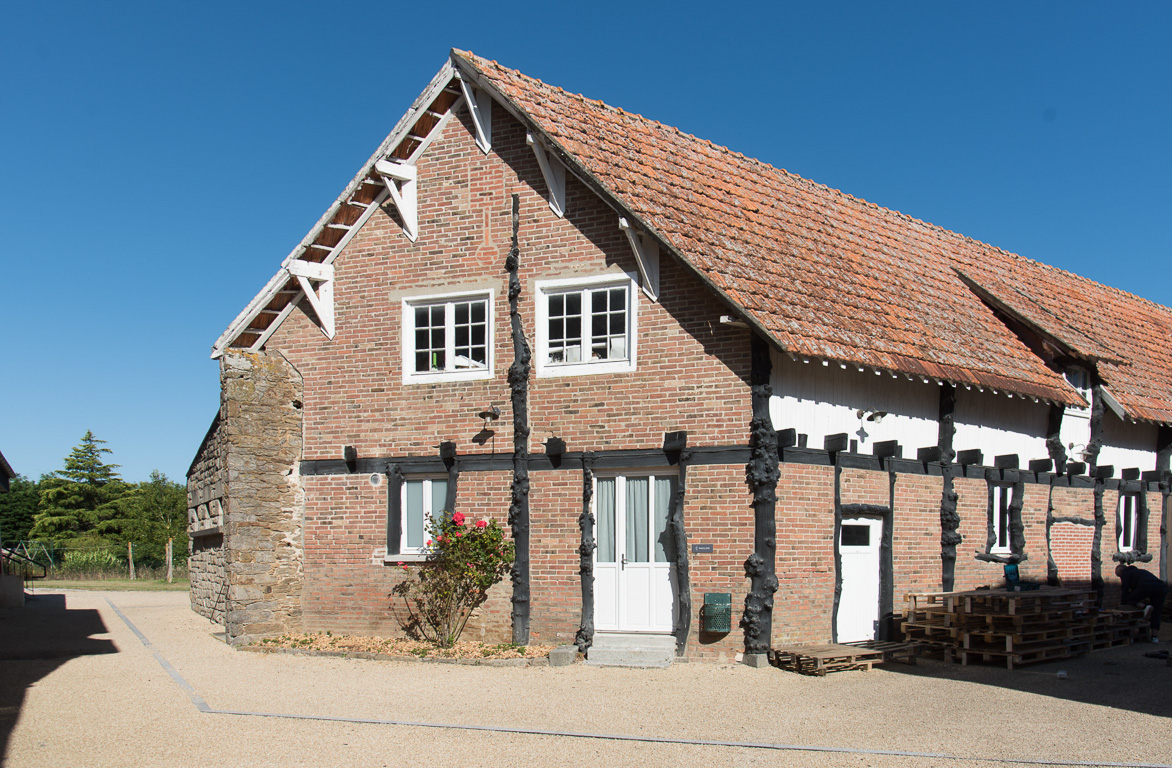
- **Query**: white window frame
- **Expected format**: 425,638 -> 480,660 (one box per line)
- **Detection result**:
392,475 -> 449,561
990,485 -> 1013,555
592,470 -> 679,563
1064,366 -> 1092,414
401,289 -> 494,384
535,273 -> 637,377
1117,494 -> 1139,553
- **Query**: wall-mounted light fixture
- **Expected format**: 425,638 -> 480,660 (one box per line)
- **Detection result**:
856,409 -> 888,423
478,405 -> 501,430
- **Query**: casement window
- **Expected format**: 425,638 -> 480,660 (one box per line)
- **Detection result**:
989,485 -> 1014,555
536,275 -> 637,376
390,476 -> 448,558
1117,494 -> 1139,553
402,291 -> 492,383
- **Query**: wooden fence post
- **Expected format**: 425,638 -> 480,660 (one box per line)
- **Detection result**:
128,542 -> 135,580
166,539 -> 173,583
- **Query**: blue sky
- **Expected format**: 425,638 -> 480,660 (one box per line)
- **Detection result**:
2,2 -> 1169,482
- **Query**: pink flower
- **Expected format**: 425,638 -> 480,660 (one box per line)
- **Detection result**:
455,531 -> 462,538
476,519 -> 488,529
452,512 -> 465,525
425,540 -> 432,546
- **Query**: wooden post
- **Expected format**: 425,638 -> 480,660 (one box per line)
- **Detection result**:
128,542 -> 135,580
166,538 -> 173,583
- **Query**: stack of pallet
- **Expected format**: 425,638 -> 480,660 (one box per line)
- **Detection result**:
902,587 -> 1148,670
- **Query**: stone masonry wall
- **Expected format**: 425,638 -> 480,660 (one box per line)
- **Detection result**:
221,349 -> 306,645
188,412 -> 227,623
189,533 -> 227,623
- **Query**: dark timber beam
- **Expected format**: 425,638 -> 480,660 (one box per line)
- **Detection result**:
740,334 -> 779,661
505,194 -> 532,645
937,384 -> 960,592
574,452 -> 596,652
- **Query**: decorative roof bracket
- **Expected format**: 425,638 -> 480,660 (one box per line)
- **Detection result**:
1100,385 -> 1127,420
619,217 -> 659,301
455,73 -> 492,154
374,159 -> 418,241
286,260 -> 335,339
526,133 -> 566,217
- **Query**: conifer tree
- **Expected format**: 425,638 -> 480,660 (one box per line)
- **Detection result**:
30,431 -> 131,543
0,475 -> 39,546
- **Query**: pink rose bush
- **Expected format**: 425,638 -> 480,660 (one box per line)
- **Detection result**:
390,511 -> 515,648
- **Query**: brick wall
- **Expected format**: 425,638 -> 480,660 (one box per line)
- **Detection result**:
207,92 -> 1169,659
771,463 -> 836,647
259,100 -> 752,650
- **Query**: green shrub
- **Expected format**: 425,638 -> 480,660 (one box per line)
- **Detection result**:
391,512 -> 514,648
56,548 -> 123,577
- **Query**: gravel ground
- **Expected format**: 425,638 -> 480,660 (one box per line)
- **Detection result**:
2,589 -> 1170,768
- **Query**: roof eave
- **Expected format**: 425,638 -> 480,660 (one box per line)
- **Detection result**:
211,58 -> 459,358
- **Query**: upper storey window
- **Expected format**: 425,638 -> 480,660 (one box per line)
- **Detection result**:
402,291 -> 493,384
536,275 -> 637,377
1064,367 -> 1092,412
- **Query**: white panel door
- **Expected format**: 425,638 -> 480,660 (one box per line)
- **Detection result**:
593,475 -> 677,633
836,517 -> 882,643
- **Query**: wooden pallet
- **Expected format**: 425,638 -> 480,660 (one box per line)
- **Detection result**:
841,640 -> 922,665
957,641 -> 1088,670
901,587 -> 1137,670
769,644 -> 886,675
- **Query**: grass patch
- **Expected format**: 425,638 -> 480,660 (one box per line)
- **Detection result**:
34,578 -> 189,592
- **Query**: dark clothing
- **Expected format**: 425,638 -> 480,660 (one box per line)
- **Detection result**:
1118,565 -> 1167,633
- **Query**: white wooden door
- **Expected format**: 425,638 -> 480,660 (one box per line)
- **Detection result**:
836,516 -> 882,643
593,475 -> 677,633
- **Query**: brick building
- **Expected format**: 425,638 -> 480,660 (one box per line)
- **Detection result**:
189,50 -> 1171,661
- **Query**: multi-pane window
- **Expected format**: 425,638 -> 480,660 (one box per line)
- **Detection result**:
1118,494 -> 1138,553
595,474 -> 677,564
537,276 -> 636,376
990,485 -> 1013,554
400,477 -> 448,555
403,292 -> 491,382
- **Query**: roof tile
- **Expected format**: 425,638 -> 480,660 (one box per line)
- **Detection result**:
456,51 -> 1172,422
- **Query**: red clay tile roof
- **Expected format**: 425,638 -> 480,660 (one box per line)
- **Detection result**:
456,51 -> 1172,423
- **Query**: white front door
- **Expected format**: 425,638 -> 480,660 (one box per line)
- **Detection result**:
593,474 -> 678,633
836,516 -> 882,643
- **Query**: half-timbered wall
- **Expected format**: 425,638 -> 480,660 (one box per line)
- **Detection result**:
197,78 -> 1169,660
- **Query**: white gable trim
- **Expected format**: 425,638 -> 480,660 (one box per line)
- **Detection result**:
374,160 -> 418,241
527,133 -> 566,217
455,73 -> 492,154
212,59 -> 459,358
618,217 -> 660,301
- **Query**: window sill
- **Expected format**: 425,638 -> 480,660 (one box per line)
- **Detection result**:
536,359 -> 636,378
384,553 -> 430,564
402,369 -> 493,385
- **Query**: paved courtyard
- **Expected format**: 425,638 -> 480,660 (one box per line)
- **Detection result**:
1,589 -> 1169,768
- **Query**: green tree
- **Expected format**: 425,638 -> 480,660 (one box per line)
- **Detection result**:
0,475 -> 40,546
29,431 -> 132,545
101,471 -> 186,565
